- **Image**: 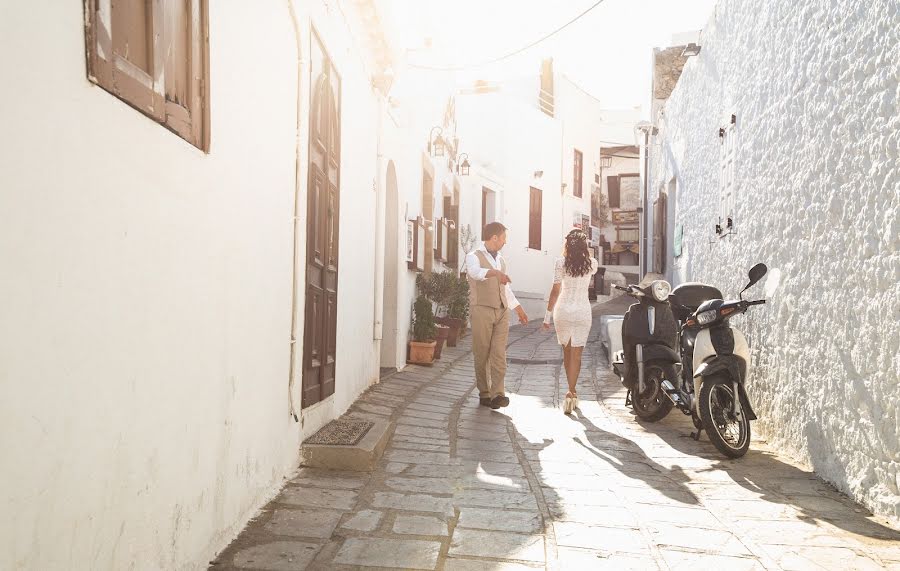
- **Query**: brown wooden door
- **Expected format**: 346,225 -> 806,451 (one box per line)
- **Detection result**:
303,33 -> 341,409
528,187 -> 542,250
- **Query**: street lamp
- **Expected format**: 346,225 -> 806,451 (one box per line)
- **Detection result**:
681,43 -> 701,57
428,126 -> 445,157
456,153 -> 470,176
599,155 -> 612,169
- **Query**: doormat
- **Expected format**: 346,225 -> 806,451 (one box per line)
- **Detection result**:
304,420 -> 374,446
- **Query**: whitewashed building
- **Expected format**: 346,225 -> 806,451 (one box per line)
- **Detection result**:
0,0 -> 405,568
644,0 -> 900,521
426,64 -> 644,314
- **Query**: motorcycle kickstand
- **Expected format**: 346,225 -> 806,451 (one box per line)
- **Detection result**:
691,427 -> 703,441
625,389 -> 632,407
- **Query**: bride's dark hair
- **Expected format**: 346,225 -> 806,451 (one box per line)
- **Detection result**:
563,229 -> 591,277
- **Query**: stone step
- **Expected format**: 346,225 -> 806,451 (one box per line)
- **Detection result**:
301,418 -> 391,471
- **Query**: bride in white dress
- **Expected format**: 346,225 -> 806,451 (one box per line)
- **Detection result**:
541,229 -> 599,414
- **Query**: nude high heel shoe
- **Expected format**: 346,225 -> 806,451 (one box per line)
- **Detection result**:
563,393 -> 575,414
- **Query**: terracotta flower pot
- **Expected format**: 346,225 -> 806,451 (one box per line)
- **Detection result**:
408,340 -> 436,365
445,317 -> 464,347
433,325 -> 450,359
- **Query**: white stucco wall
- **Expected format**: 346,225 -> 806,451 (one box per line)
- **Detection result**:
648,0 -> 900,521
455,91 -> 564,298
0,1 -> 386,568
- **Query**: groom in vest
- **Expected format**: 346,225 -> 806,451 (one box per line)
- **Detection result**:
465,222 -> 529,409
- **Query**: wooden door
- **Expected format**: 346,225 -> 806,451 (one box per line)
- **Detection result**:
302,33 -> 341,409
528,187 -> 542,250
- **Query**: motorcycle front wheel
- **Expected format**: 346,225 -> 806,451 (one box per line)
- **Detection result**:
631,361 -> 675,422
699,375 -> 751,458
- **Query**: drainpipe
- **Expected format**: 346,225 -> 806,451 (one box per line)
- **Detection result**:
286,0 -> 303,422
641,128 -> 650,277
373,97 -> 386,341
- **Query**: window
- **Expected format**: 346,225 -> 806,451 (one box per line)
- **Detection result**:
83,0 -> 209,151
573,149 -> 583,198
528,187 -> 542,250
718,118 -> 737,236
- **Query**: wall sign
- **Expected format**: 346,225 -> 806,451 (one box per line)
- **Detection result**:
613,210 -> 639,225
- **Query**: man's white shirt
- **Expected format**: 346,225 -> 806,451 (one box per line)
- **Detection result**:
464,242 -> 521,310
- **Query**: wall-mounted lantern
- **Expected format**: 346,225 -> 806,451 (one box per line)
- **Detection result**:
599,156 -> 612,169
456,153 -> 470,176
428,126 -> 445,157
681,43 -> 701,57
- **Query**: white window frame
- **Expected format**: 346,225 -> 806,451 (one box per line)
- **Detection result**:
718,119 -> 737,237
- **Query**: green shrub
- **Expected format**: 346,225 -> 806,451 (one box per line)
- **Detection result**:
448,275 -> 470,321
412,295 -> 436,342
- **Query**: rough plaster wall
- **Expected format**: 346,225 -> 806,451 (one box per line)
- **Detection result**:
650,0 -> 900,520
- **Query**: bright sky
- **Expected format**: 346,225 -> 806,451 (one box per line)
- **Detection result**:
382,0 -> 718,114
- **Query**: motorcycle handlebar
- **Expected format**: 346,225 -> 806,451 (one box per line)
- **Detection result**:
747,299 -> 766,306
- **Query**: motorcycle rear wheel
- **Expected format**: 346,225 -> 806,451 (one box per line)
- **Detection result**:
631,361 -> 675,422
699,375 -> 751,458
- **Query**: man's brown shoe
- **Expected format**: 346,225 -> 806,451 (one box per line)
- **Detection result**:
479,397 -> 492,407
490,395 -> 510,409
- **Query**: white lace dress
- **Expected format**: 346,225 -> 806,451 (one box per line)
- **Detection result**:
552,257 -> 599,347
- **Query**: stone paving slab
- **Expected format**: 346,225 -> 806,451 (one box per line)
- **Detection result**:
333,537 -> 442,569
211,316 -> 900,570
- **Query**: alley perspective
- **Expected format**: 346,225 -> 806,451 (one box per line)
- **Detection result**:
1,0 -> 898,570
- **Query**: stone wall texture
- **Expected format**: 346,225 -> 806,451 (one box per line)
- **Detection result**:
648,0 -> 900,520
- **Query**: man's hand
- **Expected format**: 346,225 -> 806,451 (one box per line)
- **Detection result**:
487,269 -> 512,284
541,322 -> 552,332
515,306 -> 528,325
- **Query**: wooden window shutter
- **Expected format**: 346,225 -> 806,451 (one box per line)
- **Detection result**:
85,0 -> 164,120
447,204 -> 459,265
574,150 -> 583,198
161,0 -> 206,148
607,175 -> 620,208
84,0 -> 208,150
528,187 -> 542,250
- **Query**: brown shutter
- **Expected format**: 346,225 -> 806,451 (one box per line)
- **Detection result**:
481,188 -> 488,233
573,150 -> 583,198
161,0 -> 205,147
447,204 -> 459,265
85,0 -> 165,120
607,175 -> 620,208
528,187 -> 542,250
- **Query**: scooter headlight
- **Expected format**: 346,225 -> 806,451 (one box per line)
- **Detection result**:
697,309 -> 717,325
650,280 -> 671,302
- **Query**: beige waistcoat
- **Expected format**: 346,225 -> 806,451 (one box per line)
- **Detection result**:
468,250 -> 507,309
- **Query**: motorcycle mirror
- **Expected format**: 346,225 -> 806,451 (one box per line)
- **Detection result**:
740,263 -> 768,298
747,263 -> 768,286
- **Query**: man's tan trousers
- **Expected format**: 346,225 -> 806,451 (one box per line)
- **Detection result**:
471,305 -> 510,398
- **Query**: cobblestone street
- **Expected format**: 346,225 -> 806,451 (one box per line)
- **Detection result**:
211,300 -> 900,571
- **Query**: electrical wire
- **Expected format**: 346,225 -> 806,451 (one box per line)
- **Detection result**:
408,0 -> 609,71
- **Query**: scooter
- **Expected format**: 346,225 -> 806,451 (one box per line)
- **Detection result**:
610,280 -> 680,422
612,263 -> 768,458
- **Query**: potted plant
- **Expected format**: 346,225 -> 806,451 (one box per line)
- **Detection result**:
408,294 -> 437,365
417,272 -> 453,359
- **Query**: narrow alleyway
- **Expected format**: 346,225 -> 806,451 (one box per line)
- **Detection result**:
211,300 -> 900,571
